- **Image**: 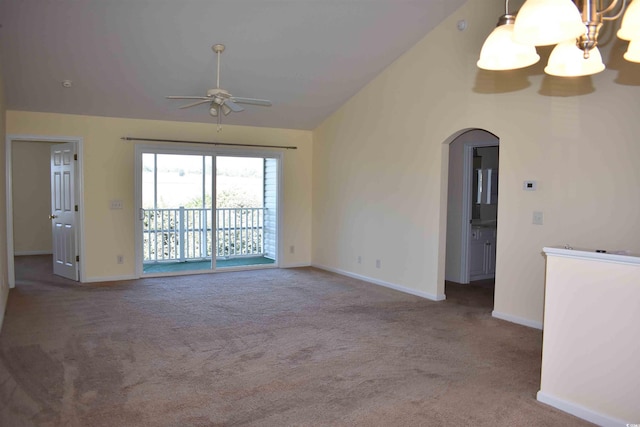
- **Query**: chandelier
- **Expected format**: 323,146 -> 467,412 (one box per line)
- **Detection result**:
477,0 -> 640,76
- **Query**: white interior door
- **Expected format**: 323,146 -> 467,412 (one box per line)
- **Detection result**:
50,142 -> 78,280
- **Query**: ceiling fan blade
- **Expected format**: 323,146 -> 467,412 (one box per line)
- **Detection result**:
231,97 -> 272,106
166,95 -> 210,100
224,100 -> 245,113
178,99 -> 213,109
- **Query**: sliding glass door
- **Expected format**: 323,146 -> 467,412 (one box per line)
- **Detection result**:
135,146 -> 280,277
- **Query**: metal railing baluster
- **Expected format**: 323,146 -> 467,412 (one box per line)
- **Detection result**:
143,207 -> 267,264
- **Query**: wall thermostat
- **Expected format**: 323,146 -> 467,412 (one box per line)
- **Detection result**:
523,180 -> 537,191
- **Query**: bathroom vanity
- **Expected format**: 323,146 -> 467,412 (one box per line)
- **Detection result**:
538,246 -> 640,426
469,224 -> 496,280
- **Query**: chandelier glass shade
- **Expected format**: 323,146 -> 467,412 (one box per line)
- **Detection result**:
624,38 -> 640,61
512,0 -> 586,46
478,0 -> 640,77
544,40 -> 606,75
617,0 -> 640,39
477,19 -> 541,70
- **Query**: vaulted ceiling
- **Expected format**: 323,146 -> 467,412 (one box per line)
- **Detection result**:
0,0 -> 468,130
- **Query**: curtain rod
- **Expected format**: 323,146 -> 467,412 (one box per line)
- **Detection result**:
121,136 -> 297,150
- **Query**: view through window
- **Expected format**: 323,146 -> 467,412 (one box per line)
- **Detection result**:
140,153 -> 276,274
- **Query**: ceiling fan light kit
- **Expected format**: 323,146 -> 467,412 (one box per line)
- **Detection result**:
478,0 -> 640,76
166,43 -> 272,130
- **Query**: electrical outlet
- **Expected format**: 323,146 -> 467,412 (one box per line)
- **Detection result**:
357,255 -> 362,264
289,245 -> 295,254
117,255 -> 124,264
376,259 -> 381,269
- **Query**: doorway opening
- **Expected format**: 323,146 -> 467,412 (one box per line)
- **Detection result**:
135,145 -> 280,277
5,135 -> 84,288
443,129 -> 499,305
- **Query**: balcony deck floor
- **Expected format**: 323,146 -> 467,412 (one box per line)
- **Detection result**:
143,256 -> 275,274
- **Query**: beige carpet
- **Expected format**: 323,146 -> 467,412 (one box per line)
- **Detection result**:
0,256 -> 591,426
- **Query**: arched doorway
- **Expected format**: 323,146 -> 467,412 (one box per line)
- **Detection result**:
442,129 -> 500,306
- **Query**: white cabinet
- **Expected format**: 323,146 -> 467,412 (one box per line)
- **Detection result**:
469,227 -> 496,280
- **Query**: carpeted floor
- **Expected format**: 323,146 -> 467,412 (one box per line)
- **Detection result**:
0,256 -> 591,426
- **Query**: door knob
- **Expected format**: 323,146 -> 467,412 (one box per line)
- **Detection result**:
48,214 -> 58,220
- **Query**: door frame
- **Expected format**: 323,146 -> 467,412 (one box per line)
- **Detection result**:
460,141 -> 499,283
5,135 -> 85,287
134,143 -> 283,278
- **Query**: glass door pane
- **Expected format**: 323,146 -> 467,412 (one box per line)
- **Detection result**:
215,156 -> 277,269
142,153 -> 213,274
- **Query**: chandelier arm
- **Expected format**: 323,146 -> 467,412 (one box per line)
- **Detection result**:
601,0 -> 627,20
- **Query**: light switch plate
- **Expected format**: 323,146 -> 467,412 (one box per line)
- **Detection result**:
110,200 -> 123,210
533,211 -> 543,225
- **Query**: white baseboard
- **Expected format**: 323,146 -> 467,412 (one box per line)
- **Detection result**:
492,310 -> 543,330
537,391 -> 630,427
14,250 -> 53,256
281,262 -> 312,269
312,264 -> 446,302
82,274 -> 138,283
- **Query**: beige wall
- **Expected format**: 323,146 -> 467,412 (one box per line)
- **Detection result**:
7,112 -> 313,281
312,0 -> 640,326
11,142 -> 54,255
0,53 -> 8,329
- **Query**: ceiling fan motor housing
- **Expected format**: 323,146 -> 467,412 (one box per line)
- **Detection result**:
207,88 -> 230,98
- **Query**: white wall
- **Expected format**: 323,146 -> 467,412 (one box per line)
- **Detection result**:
313,0 -> 640,326
11,141 -> 54,255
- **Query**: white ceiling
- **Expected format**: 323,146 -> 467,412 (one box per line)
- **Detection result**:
0,0 -> 467,130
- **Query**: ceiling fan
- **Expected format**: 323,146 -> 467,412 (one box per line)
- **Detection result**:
166,44 -> 271,129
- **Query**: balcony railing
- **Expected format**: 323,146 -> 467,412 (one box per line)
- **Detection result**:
142,207 -> 266,263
